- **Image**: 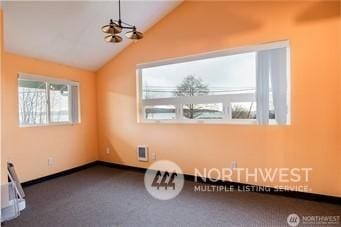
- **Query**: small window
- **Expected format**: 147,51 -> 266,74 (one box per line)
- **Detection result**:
18,74 -> 80,127
144,105 -> 176,120
49,83 -> 70,123
18,79 -> 48,125
231,102 -> 256,120
137,41 -> 290,125
182,103 -> 224,120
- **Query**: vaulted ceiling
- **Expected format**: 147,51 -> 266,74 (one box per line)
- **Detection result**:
2,1 -> 181,71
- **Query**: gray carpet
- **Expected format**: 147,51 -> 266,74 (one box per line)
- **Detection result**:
5,166 -> 341,227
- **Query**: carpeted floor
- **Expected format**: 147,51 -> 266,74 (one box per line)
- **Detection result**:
5,165 -> 341,227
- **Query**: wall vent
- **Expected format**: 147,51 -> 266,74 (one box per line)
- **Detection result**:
137,145 -> 148,161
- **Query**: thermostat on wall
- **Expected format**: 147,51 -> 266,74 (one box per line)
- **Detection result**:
137,145 -> 148,162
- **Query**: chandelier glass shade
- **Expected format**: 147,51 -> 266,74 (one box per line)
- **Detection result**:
101,0 -> 143,43
104,34 -> 123,43
125,28 -> 143,40
101,19 -> 122,34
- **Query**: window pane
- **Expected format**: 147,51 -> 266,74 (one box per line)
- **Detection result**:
139,43 -> 290,124
145,105 -> 176,120
18,79 -> 47,125
183,103 -> 224,120
231,102 -> 256,119
142,52 -> 256,99
49,83 -> 70,122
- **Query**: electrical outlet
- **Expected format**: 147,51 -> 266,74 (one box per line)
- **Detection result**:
231,160 -> 237,170
151,152 -> 156,160
106,147 -> 110,154
48,157 -> 53,166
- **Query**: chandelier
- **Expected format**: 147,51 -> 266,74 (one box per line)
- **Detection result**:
101,0 -> 143,43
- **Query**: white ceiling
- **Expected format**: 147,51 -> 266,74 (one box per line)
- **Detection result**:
2,1 -> 181,71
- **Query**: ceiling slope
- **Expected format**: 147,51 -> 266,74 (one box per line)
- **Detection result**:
3,1 -> 182,71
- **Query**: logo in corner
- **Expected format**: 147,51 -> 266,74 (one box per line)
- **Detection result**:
287,213 -> 300,227
144,160 -> 184,200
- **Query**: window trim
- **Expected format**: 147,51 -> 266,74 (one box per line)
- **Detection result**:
136,40 -> 289,69
136,40 -> 290,125
18,73 -> 81,127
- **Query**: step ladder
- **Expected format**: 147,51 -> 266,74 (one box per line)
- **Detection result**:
1,162 -> 26,222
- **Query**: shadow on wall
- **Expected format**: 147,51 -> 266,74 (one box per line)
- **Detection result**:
155,2 -> 263,50
295,1 -> 340,23
105,133 -> 147,167
104,136 -> 123,164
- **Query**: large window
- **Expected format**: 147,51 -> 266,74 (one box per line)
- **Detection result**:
137,41 -> 290,125
18,74 -> 80,126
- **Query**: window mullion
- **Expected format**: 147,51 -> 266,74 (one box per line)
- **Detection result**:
46,82 -> 51,124
176,104 -> 182,120
68,84 -> 72,123
224,102 -> 230,121
228,103 -> 232,121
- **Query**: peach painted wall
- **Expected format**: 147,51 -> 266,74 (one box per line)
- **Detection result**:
0,9 -> 4,183
337,4 -> 341,196
96,1 -> 341,196
2,53 -> 98,182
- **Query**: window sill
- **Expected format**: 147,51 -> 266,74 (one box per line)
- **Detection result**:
140,119 -> 257,125
19,122 -> 80,128
138,119 -> 281,126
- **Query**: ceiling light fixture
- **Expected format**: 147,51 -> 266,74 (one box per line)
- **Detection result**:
101,0 -> 143,43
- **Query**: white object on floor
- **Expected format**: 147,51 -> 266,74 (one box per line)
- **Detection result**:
1,183 -> 26,222
1,163 -> 26,223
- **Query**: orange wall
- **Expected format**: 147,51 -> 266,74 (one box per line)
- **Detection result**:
0,9 -> 4,183
338,3 -> 341,196
2,53 -> 98,182
96,1 -> 341,196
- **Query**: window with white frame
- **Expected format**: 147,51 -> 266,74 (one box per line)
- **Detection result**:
18,74 -> 80,126
137,41 -> 290,125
